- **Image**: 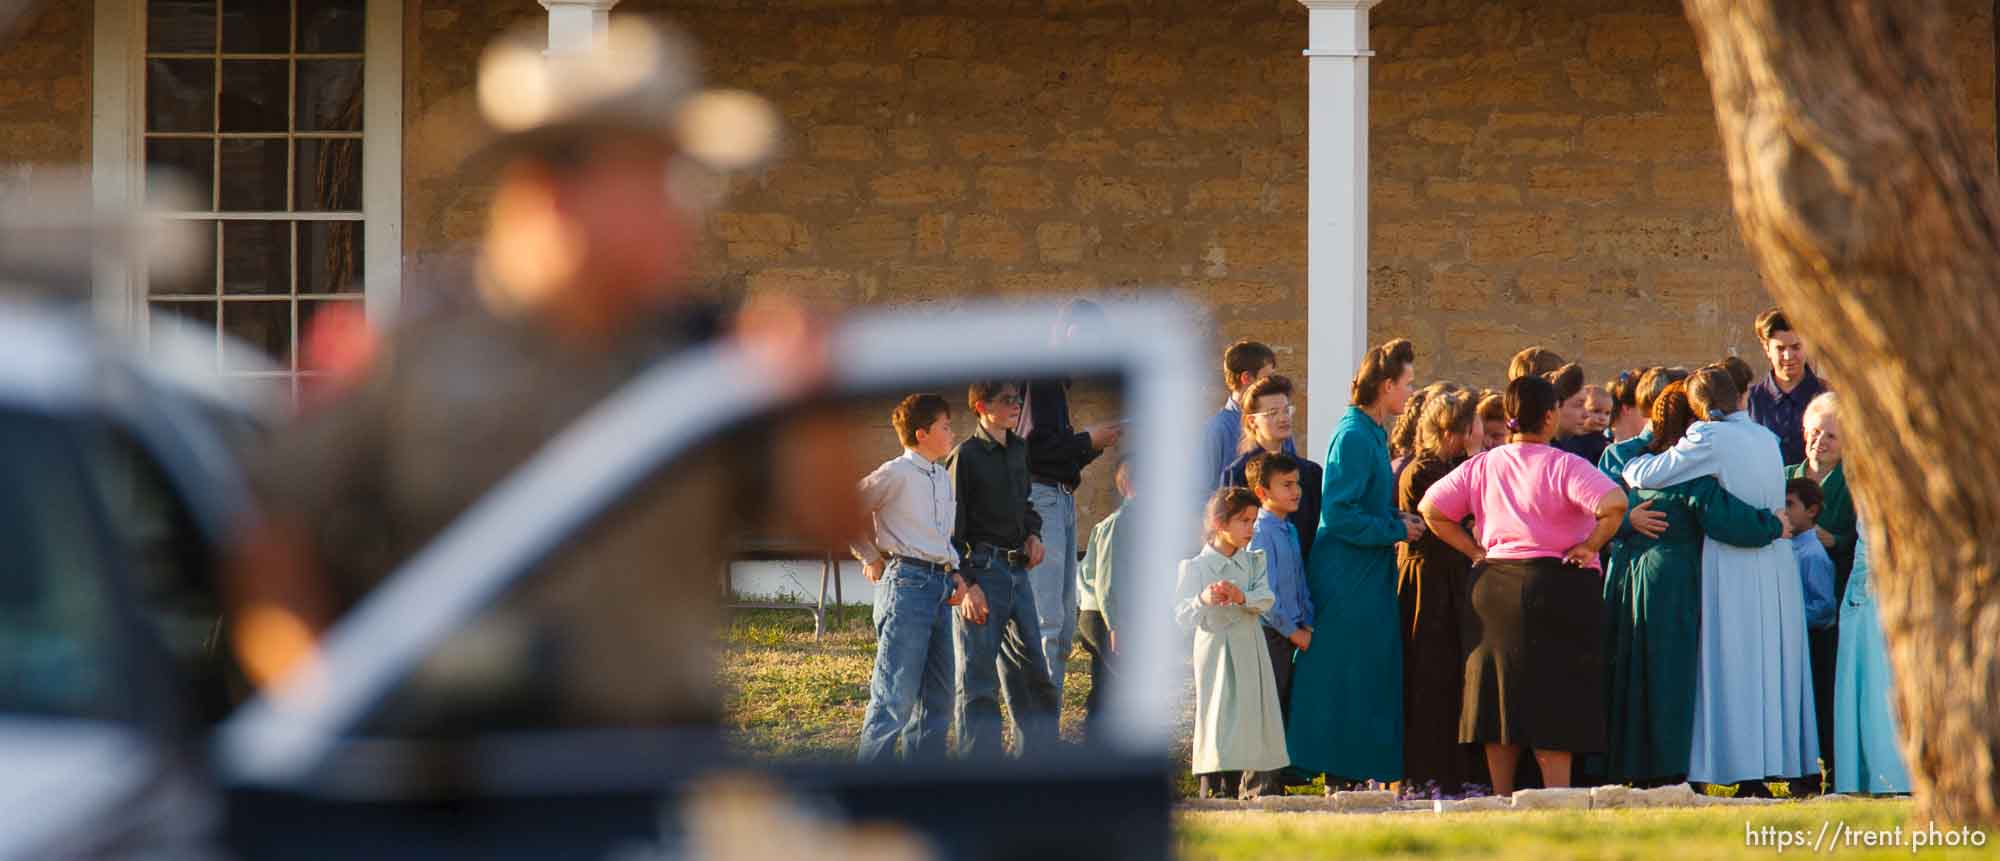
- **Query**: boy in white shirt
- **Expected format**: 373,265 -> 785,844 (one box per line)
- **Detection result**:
853,394 -> 970,762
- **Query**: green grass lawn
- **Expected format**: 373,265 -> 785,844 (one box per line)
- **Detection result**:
721,609 -> 1985,859
720,605 -> 1208,794
718,605 -> 1109,759
1181,799 -> 1993,860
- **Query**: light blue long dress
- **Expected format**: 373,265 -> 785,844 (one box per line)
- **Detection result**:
1832,532 -> 1911,794
1176,545 -> 1289,775
1623,411 -> 1819,785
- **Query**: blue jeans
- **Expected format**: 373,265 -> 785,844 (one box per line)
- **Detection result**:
1025,482 -> 1079,700
856,559 -> 957,762
954,552 -> 1061,758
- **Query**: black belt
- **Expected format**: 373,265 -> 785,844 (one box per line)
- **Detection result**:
970,542 -> 1030,569
889,555 -> 955,574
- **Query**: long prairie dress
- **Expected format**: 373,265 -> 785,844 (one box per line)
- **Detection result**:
1396,453 -> 1483,792
1286,407 -> 1407,782
1176,545 -> 1289,776
1604,475 -> 1784,784
1832,533 -> 1911,794
1623,412 -> 1818,784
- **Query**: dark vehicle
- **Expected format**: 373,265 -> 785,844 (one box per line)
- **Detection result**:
0,303 -> 270,858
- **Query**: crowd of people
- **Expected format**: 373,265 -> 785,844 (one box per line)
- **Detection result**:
847,302 -> 1913,804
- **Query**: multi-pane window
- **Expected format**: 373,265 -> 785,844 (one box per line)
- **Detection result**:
142,0 -> 366,402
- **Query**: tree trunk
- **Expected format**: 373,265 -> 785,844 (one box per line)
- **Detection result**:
1681,0 -> 2000,824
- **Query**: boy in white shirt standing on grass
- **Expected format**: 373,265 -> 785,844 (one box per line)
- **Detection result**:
853,394 -> 970,762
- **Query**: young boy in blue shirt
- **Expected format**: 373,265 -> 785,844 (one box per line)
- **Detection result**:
1244,451 -> 1312,793
1245,452 -> 1313,718
1786,477 -> 1838,632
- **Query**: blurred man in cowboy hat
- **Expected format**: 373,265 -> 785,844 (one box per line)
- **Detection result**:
230,17 -> 856,731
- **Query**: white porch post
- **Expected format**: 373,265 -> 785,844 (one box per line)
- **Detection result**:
1299,0 -> 1376,460
541,0 -> 619,54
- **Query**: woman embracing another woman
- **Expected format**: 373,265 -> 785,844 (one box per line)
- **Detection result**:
1601,382 -> 1785,787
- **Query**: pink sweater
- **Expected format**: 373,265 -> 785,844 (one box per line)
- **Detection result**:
1419,443 -> 1620,570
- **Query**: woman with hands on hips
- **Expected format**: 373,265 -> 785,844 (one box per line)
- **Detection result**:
1417,374 -> 1628,796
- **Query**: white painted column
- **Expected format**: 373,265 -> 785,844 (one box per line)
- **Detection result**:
541,0 -> 620,55
362,0 -> 404,327
91,0 -> 144,331
1299,0 -> 1377,461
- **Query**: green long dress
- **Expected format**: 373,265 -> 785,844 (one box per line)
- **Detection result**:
1604,475 -> 1784,784
1286,406 -> 1409,782
1593,429 -> 1655,780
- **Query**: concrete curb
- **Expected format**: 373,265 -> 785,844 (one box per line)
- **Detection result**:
1176,784 -> 1886,815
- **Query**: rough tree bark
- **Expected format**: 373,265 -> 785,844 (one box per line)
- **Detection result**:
1682,0 -> 2000,824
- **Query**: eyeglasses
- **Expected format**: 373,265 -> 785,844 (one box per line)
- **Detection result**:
1250,405 -> 1296,419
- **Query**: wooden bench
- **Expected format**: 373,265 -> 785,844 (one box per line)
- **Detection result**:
726,536 -> 847,641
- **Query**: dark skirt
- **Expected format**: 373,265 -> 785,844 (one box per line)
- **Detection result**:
1461,556 -> 1608,753
1399,546 -> 1487,792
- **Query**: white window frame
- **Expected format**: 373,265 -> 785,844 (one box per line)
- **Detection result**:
92,0 -> 402,340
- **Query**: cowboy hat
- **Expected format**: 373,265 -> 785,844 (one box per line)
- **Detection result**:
472,17 -> 781,176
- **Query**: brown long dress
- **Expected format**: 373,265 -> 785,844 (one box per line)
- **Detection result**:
1396,454 -> 1488,795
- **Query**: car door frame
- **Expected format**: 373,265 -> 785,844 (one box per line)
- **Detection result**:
213,298 -> 1208,854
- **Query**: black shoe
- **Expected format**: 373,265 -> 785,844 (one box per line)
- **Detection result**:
1735,780 -> 1775,799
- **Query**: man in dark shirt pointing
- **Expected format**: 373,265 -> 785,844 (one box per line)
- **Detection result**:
948,380 -> 1061,758
1017,300 -> 1123,703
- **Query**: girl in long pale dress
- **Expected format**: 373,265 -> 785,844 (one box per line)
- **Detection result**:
1177,487 -> 1289,799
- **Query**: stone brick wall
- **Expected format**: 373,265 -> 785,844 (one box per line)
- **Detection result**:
0,2 -> 92,185
4,0 -> 1996,543
396,0 -> 1999,540
1369,0 -> 1996,388
401,0 -> 1310,534
5,0 -> 1993,412
661,0 -> 1307,531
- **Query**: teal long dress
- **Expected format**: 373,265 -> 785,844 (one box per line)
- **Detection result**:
1595,430 -> 1655,729
1286,406 -> 1409,782
1595,430 -> 1655,568
1597,431 -> 1653,481
1586,430 -> 1655,786
1604,475 -> 1784,784
1832,533 -> 1911,794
